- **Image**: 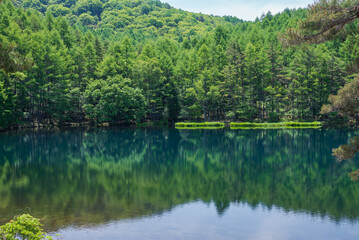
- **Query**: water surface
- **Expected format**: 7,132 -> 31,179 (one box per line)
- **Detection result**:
0,128 -> 359,239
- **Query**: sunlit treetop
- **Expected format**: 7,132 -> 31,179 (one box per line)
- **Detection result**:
281,0 -> 359,45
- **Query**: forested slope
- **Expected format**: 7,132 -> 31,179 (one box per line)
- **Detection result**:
14,0 -> 243,40
0,0 -> 357,128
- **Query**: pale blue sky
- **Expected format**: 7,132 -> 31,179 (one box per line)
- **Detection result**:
164,0 -> 314,20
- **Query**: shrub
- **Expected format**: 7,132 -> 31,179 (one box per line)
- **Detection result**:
0,214 -> 53,240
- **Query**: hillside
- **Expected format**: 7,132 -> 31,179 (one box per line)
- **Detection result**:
0,0 -> 357,128
14,0 -> 244,40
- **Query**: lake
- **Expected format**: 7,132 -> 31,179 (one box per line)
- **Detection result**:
1,127 -> 359,240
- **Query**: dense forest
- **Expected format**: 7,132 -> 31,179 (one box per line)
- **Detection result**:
0,0 -> 358,128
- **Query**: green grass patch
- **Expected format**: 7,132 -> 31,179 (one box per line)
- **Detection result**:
230,126 -> 322,130
230,121 -> 322,129
175,122 -> 225,129
176,126 -> 225,130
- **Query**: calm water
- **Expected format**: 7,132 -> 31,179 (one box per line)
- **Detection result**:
1,127 -> 359,240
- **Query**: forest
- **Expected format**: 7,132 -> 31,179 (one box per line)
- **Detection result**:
0,0 -> 358,128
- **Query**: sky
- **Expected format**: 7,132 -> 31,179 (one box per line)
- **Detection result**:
163,0 -> 314,21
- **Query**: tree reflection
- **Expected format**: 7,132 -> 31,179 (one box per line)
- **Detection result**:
0,128 -> 358,231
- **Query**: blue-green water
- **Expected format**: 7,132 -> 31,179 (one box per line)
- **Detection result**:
1,128 -> 359,240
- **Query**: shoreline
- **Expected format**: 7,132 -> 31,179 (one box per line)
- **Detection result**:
1,121 -> 356,132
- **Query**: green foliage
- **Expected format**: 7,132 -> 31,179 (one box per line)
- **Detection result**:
322,76 -> 359,178
74,0 -> 103,18
321,111 -> 349,126
14,0 -> 239,39
0,214 -> 52,240
284,0 -> 359,179
83,76 -> 146,123
0,0 -> 355,128
321,76 -> 359,120
282,0 -> 359,45
268,112 -> 280,122
175,122 -> 225,128
230,121 -> 322,129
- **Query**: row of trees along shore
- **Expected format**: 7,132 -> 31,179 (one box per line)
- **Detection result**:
1,0 -> 359,128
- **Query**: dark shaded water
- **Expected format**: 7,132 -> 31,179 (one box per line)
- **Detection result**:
1,128 -> 359,239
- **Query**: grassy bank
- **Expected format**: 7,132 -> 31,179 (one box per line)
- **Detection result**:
230,122 -> 322,129
175,122 -> 225,129
176,126 -> 225,130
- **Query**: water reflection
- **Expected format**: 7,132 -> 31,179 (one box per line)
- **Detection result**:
0,128 -> 359,231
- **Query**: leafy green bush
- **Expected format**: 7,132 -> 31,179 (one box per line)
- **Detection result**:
83,76 -> 146,123
0,214 -> 52,240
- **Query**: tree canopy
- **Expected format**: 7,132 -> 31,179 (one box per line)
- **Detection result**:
0,0 -> 358,129
282,0 -> 359,45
